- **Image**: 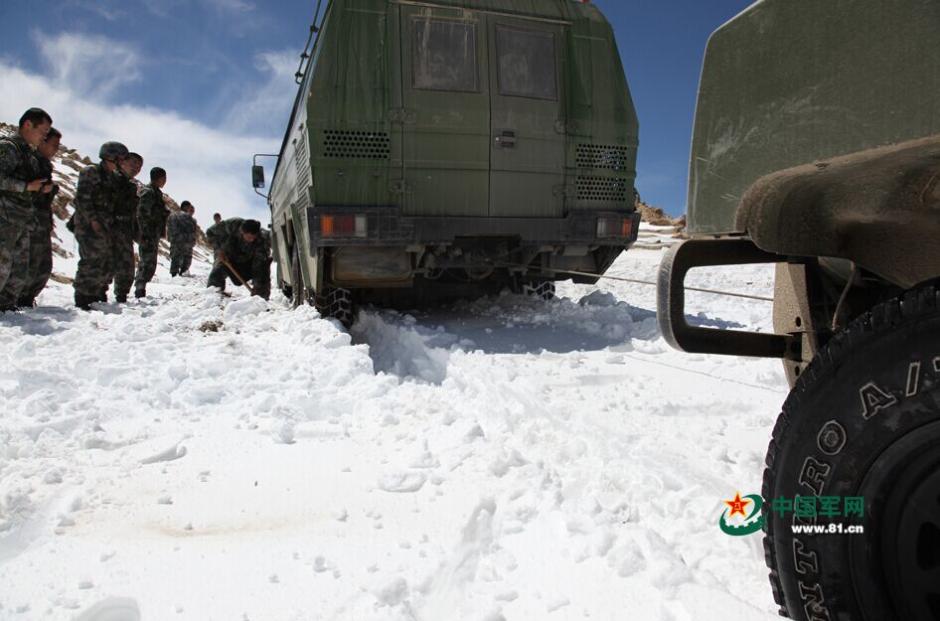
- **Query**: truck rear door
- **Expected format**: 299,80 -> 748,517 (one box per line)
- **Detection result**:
400,5 -> 490,217
487,17 -> 567,218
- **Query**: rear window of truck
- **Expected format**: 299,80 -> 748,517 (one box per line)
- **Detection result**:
412,19 -> 479,92
496,26 -> 557,100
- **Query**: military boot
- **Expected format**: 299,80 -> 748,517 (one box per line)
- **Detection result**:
135,287 -> 146,299
75,293 -> 95,311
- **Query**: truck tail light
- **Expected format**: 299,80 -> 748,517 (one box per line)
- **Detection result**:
321,214 -> 367,238
597,216 -> 634,239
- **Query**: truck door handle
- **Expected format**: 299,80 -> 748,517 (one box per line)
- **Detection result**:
495,130 -> 516,148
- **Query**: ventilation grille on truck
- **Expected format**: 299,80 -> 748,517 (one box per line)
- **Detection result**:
577,176 -> 627,202
576,144 -> 629,171
323,130 -> 390,160
295,131 -> 312,208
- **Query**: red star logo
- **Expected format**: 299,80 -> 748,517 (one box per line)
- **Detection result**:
725,492 -> 751,518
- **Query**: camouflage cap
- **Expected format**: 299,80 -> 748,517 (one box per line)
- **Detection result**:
99,141 -> 129,161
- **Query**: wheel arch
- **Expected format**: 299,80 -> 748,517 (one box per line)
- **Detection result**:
735,134 -> 940,290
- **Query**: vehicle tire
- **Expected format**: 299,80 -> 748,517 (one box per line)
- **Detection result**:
522,280 -> 556,301
315,286 -> 355,328
763,283 -> 940,621
290,246 -> 304,309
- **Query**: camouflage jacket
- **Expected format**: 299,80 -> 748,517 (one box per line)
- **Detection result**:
33,155 -> 57,228
137,184 -> 169,240
209,218 -> 270,265
0,134 -> 39,225
112,173 -> 140,238
167,211 -> 197,246
73,162 -> 117,235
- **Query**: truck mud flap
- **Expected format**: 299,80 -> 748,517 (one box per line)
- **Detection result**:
657,238 -> 802,360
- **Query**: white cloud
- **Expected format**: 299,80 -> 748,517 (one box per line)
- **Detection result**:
63,0 -> 124,21
0,61 -> 275,221
35,32 -> 141,101
223,50 -> 299,136
204,0 -> 255,12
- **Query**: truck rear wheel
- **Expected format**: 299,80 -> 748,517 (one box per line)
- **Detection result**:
521,280 -> 556,301
315,287 -> 355,328
763,283 -> 940,621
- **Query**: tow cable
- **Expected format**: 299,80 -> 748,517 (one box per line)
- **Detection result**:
488,261 -> 775,303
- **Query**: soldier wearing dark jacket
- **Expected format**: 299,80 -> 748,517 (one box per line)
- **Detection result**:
0,108 -> 54,312
17,128 -> 61,307
73,141 -> 126,310
207,218 -> 271,299
133,167 -> 169,298
167,201 -> 197,276
109,153 -> 143,303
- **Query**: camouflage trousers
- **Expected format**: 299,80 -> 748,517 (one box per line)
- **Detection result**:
17,218 -> 54,306
169,242 -> 194,276
0,215 -> 31,310
73,229 -> 112,300
109,232 -> 136,300
208,256 -> 272,300
134,236 -> 161,295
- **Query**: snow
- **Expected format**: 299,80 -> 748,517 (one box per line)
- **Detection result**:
0,225 -> 788,620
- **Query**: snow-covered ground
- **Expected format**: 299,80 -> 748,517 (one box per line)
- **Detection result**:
0,226 -> 789,621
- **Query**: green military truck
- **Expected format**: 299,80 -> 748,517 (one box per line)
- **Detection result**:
658,1 -> 940,619
254,0 -> 640,324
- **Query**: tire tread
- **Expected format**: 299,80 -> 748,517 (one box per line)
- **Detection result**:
762,281 -> 939,619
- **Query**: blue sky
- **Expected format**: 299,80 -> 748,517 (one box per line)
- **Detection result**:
0,0 -> 753,217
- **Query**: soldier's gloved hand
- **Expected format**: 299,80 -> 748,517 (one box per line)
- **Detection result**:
91,220 -> 103,235
217,251 -> 227,263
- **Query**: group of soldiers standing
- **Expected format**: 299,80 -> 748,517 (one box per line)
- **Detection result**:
0,107 -> 273,313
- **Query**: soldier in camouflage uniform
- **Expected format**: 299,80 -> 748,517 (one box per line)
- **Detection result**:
207,218 -> 271,300
167,201 -> 197,277
73,141 -> 127,310
17,127 -> 62,307
133,167 -> 169,299
109,152 -> 143,303
0,108 -> 54,312
205,213 -> 223,257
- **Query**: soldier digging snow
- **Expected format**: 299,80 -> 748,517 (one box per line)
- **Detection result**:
167,201 -> 197,277
72,141 -> 127,310
17,127 -> 62,308
0,108 -> 54,312
109,152 -> 143,303
133,166 -> 169,299
207,218 -> 271,300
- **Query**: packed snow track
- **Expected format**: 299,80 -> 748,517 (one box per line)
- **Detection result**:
1,232 -> 788,620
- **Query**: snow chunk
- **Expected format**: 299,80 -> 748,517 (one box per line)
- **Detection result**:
374,577 -> 409,607
140,442 -> 187,465
578,290 -> 618,307
73,597 -> 141,621
377,472 -> 427,493
223,296 -> 269,320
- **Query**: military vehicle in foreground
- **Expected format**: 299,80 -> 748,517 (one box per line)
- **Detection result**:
254,0 -> 639,324
658,1 -> 940,619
